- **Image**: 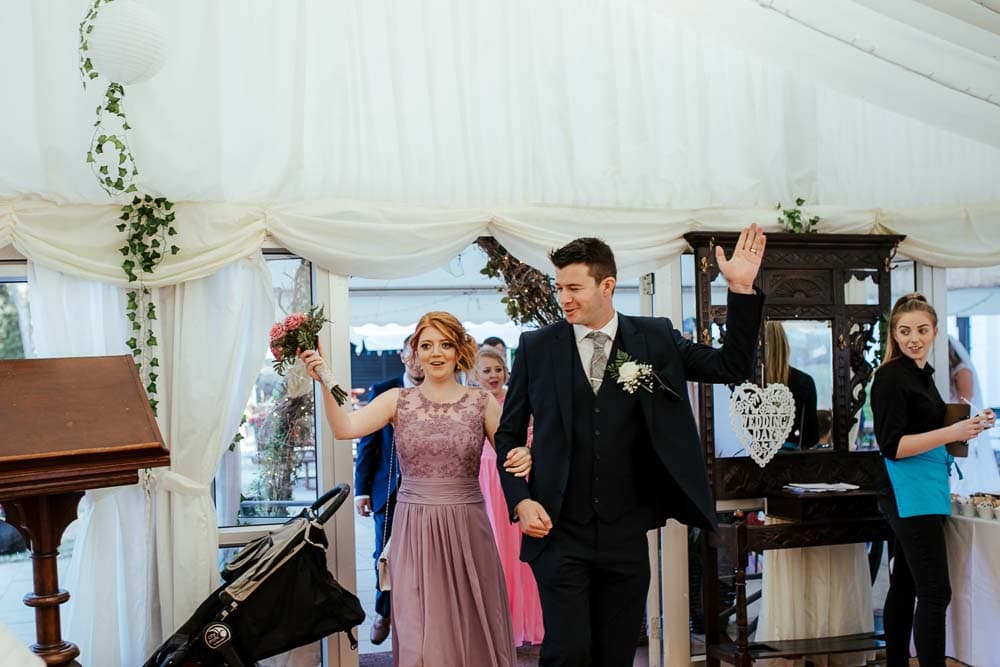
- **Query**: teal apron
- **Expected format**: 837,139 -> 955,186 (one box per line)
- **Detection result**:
883,445 -> 952,518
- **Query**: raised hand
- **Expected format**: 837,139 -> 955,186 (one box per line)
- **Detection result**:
504,446 -> 532,478
514,499 -> 552,538
715,223 -> 766,293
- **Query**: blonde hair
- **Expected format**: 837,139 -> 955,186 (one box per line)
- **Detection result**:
883,292 -> 938,365
765,321 -> 790,386
411,311 -> 478,371
474,346 -> 509,383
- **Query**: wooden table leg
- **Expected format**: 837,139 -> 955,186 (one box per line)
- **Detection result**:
7,493 -> 84,667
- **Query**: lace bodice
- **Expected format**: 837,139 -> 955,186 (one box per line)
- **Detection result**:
393,387 -> 490,479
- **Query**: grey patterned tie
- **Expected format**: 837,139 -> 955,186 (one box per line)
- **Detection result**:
586,331 -> 610,394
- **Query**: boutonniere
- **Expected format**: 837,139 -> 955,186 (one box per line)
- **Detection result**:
607,351 -> 658,395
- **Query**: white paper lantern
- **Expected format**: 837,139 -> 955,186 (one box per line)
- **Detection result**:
88,1 -> 166,85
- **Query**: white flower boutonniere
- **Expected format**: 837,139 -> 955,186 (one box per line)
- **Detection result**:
607,350 -> 656,394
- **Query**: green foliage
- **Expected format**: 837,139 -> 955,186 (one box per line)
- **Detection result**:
248,393 -> 314,508
777,197 -> 820,234
228,414 -> 248,452
117,195 -> 179,280
78,0 -> 111,87
89,83 -> 140,196
80,2 -> 179,416
476,237 -> 562,328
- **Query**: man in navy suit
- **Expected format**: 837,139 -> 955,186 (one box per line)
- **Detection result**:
496,225 -> 766,666
354,333 -> 423,645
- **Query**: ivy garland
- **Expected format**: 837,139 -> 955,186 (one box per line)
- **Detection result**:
777,197 -> 821,234
86,83 -> 139,196
79,0 -> 179,415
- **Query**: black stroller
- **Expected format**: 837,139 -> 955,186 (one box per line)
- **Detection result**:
146,483 -> 366,666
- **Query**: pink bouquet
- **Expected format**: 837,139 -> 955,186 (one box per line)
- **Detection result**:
268,306 -> 348,405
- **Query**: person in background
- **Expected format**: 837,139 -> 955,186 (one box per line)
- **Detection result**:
353,333 -> 423,645
816,409 -> 833,448
766,321 -> 819,449
871,293 -> 994,666
481,336 -> 507,356
474,346 -> 545,646
947,335 -> 1000,495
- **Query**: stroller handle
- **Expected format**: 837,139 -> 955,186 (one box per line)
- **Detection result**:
313,483 -> 351,524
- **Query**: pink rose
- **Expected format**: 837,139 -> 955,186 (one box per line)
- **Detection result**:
269,323 -> 287,342
270,345 -> 284,361
283,313 -> 308,330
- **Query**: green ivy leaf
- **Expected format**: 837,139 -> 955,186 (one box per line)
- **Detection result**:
132,321 -> 141,330
126,337 -> 138,348
146,333 -> 158,346
170,245 -> 179,255
150,358 -> 160,368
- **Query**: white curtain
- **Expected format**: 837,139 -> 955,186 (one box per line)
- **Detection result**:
148,254 -> 275,639
2,1 -> 1000,208
5,200 -> 1000,288
26,262 -> 155,666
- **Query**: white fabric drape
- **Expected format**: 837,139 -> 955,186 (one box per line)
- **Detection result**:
27,262 -> 155,666
6,200 -> 1000,287
149,254 -> 275,638
3,1 -> 1000,208
945,516 -> 1000,667
756,519 -> 875,667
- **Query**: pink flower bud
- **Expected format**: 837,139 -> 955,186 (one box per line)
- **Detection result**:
269,323 -> 287,342
283,313 -> 308,330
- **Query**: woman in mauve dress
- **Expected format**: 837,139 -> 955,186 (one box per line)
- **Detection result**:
474,346 -> 545,646
300,311 -> 531,666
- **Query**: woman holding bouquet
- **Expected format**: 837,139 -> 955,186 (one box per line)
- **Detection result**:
299,312 -> 530,667
871,293 -> 995,666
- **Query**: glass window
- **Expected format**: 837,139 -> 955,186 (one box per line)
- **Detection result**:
0,275 -> 31,359
946,265 -> 1000,488
215,255 -> 319,527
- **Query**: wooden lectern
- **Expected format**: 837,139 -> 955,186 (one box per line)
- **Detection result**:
0,355 -> 169,666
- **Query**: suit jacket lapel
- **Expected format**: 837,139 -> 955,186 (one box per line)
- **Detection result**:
552,321 -> 575,442
618,314 -> 657,438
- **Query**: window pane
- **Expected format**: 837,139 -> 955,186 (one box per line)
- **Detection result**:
0,281 -> 31,359
215,257 -> 319,527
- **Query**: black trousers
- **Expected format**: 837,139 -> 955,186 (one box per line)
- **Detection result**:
881,493 -> 951,667
372,492 -> 396,618
529,513 -> 650,667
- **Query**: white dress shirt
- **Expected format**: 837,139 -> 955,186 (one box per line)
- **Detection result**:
573,312 -> 619,380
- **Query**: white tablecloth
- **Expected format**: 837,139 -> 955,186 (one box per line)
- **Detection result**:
756,518 -> 875,667
946,515 -> 1000,667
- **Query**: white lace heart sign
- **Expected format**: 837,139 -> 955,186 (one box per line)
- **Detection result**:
729,382 -> 796,468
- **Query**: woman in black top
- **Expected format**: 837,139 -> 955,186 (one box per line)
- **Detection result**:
870,293 -> 993,666
765,321 -> 819,449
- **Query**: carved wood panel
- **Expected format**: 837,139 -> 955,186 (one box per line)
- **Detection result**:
684,232 -> 904,500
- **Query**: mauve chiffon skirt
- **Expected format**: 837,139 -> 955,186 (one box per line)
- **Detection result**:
390,477 -> 516,667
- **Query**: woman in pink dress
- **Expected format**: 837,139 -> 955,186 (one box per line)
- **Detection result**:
300,312 -> 533,666
475,346 -> 545,646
